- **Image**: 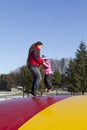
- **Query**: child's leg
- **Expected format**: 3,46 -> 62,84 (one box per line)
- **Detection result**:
44,75 -> 52,90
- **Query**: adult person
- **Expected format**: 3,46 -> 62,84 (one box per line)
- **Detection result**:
27,41 -> 44,96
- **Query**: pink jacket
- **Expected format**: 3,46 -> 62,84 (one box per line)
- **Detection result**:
43,59 -> 53,75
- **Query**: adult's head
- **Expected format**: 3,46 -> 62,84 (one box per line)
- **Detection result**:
35,41 -> 43,49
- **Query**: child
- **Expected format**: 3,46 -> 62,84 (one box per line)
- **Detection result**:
42,55 -> 53,92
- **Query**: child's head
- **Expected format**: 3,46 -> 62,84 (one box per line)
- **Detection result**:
42,55 -> 47,60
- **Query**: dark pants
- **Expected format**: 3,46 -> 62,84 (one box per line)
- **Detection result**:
44,74 -> 52,90
28,65 -> 41,92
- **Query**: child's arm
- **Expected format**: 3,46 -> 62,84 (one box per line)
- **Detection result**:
43,62 -> 49,68
43,60 -> 51,68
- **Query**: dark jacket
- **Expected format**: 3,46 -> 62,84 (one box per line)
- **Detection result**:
28,45 -> 43,67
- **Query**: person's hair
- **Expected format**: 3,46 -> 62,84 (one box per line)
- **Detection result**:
27,41 -> 43,65
35,41 -> 43,46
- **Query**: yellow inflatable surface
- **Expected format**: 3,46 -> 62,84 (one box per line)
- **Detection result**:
19,95 -> 87,130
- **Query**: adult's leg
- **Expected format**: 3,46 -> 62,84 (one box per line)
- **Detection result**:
29,65 -> 41,95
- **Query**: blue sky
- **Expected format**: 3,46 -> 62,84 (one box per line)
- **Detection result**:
0,0 -> 87,74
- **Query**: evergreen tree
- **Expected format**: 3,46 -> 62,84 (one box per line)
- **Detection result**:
66,41 -> 87,94
66,60 -> 80,94
75,41 -> 87,94
20,65 -> 32,96
0,74 -> 11,91
52,69 -> 61,88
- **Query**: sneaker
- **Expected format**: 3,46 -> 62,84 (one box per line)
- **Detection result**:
30,91 -> 37,96
47,88 -> 53,92
31,91 -> 41,96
